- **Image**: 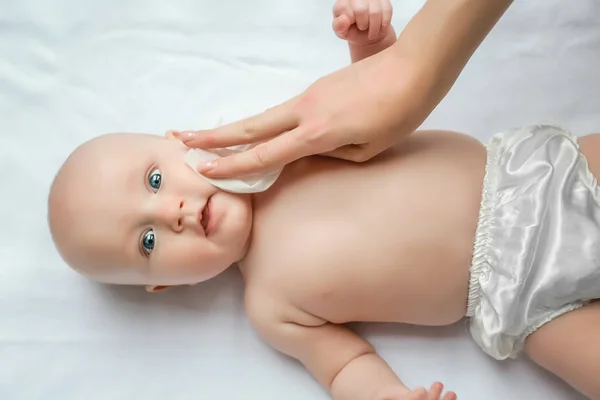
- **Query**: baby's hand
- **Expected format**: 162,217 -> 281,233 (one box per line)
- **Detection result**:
332,0 -> 393,46
374,382 -> 457,400
403,383 -> 457,400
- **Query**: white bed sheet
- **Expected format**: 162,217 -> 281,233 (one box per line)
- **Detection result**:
1,0 -> 598,398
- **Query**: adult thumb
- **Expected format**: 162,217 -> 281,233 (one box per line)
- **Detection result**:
322,142 -> 381,163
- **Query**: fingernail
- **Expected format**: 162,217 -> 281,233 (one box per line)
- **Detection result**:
197,160 -> 216,173
180,131 -> 196,140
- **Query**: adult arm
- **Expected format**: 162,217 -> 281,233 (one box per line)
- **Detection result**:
178,0 -> 513,178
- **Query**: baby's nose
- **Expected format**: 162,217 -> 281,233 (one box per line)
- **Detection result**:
157,199 -> 185,232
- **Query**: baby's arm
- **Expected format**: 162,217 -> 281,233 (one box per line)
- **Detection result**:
250,312 -> 405,399
247,295 -> 454,400
332,0 -> 397,64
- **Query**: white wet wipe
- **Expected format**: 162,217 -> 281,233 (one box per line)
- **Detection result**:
184,145 -> 282,193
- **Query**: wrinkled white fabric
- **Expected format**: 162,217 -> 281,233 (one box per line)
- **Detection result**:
467,124 -> 600,360
184,145 -> 282,193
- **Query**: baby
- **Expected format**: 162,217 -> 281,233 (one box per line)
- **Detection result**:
48,1 -> 600,399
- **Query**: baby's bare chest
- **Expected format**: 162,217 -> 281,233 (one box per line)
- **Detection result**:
244,131 -> 487,324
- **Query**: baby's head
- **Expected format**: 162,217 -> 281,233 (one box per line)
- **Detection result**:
48,132 -> 253,292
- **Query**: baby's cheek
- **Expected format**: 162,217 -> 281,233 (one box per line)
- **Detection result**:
220,193 -> 253,238
160,237 -> 220,277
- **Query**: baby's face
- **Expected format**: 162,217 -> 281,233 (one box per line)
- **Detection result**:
49,133 -> 252,289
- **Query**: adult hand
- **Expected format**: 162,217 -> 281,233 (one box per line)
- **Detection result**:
176,0 -> 513,179
176,48 -> 426,178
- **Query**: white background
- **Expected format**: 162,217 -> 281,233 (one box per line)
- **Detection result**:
1,0 -> 598,399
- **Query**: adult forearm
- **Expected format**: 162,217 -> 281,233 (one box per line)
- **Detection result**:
349,27 -> 397,64
394,0 -> 513,105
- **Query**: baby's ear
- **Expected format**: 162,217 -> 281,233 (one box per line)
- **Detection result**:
145,285 -> 172,293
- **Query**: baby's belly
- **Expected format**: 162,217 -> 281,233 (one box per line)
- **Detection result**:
254,130 -> 488,326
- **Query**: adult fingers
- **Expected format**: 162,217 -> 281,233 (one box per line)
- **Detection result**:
321,143 -> 368,162
321,141 -> 384,163
178,97 -> 299,149
197,126 -> 317,178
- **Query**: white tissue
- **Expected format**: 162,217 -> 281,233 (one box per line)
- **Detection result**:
184,145 -> 283,194
182,117 -> 283,193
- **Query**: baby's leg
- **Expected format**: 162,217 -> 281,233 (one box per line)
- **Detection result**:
524,300 -> 600,399
526,133 -> 600,398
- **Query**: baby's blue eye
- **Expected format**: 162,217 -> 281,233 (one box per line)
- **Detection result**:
148,168 -> 161,191
142,230 -> 155,255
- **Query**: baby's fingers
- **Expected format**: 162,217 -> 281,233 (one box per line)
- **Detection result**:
394,387 -> 426,400
367,1 -> 382,40
442,392 -> 456,400
333,0 -> 355,38
426,382 -> 457,400
428,383 -> 443,400
333,0 -> 352,17
352,0 -> 369,31
381,0 -> 393,33
333,14 -> 352,38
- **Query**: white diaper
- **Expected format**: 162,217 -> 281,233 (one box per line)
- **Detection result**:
466,124 -> 600,360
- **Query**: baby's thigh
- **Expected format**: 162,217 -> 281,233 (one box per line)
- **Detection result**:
578,133 -> 600,181
524,300 -> 600,399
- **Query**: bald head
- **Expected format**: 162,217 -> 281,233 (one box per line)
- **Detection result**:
47,132 -> 251,288
48,133 -> 161,278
